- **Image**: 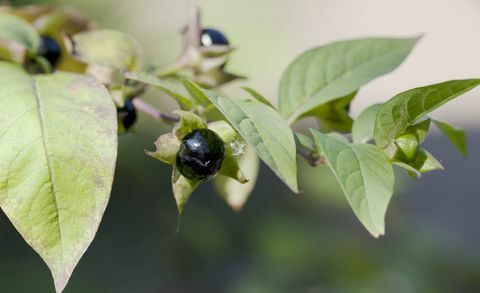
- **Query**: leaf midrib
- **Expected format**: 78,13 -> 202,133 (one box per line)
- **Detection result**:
32,76 -> 65,264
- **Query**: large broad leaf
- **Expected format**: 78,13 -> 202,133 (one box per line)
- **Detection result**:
71,29 -> 144,71
183,80 -> 298,192
279,37 -> 419,124
0,13 -> 40,62
0,62 -> 117,292
311,130 -> 394,237
374,79 -> 480,158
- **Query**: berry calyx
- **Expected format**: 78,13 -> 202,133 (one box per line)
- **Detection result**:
200,28 -> 229,47
117,99 -> 137,130
37,36 -> 61,67
176,128 -> 226,181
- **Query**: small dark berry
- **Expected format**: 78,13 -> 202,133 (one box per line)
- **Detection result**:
117,99 -> 137,130
200,28 -> 229,47
37,36 -> 61,67
176,129 -> 225,181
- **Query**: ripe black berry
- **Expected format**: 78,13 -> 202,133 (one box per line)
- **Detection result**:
200,28 -> 229,47
176,128 -> 226,181
117,99 -> 137,130
37,36 -> 61,67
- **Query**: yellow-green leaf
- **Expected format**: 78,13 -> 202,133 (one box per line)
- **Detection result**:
0,62 -> 117,292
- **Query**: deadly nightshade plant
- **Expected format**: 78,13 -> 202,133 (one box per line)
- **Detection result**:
0,3 -> 477,292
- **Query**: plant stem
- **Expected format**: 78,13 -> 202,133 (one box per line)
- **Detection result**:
297,148 -> 326,167
132,98 -> 180,124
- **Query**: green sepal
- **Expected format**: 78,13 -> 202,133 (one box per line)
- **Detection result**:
172,110 -> 207,139
172,165 -> 199,215
146,133 -> 181,164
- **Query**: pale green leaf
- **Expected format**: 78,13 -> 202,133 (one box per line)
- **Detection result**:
303,91 -> 356,133
183,80 -> 298,192
124,71 -> 193,109
0,62 -> 117,292
241,86 -> 274,108
279,37 -> 419,124
432,119 -> 467,158
214,145 -> 259,211
311,130 -> 394,237
71,29 -> 144,71
352,104 -> 382,143
374,79 -> 480,158
294,132 -> 316,154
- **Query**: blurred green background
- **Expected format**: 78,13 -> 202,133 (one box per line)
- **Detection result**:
1,0 -> 480,292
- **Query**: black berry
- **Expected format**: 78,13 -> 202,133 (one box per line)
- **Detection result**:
37,36 -> 61,67
200,28 -> 229,47
117,99 -> 137,130
176,129 -> 225,181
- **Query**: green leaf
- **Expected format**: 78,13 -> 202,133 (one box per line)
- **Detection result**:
124,71 -> 193,109
311,130 -> 395,237
214,145 -> 260,211
279,37 -> 419,124
241,86 -> 274,108
0,62 -> 117,292
352,104 -> 382,143
374,79 -> 480,158
183,80 -> 298,192
432,119 -> 467,158
71,29 -> 144,71
302,91 -> 356,133
0,13 -> 40,62
294,132 -> 316,154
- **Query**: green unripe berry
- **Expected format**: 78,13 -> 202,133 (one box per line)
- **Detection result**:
394,133 -> 419,162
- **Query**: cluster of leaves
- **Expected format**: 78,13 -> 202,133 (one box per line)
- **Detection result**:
0,4 -> 476,292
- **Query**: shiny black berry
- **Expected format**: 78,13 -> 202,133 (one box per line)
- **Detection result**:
117,99 -> 137,130
200,28 -> 229,47
37,36 -> 61,67
176,129 -> 226,181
